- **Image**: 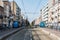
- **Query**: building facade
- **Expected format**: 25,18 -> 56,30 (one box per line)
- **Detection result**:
34,17 -> 41,26
0,6 -> 4,26
0,0 -> 11,27
0,0 -> 22,27
48,0 -> 60,29
41,4 -> 49,27
41,0 -> 60,29
3,0 -> 12,27
11,1 -> 21,21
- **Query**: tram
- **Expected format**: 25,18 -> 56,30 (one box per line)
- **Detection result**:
40,21 -> 45,28
13,21 -> 19,28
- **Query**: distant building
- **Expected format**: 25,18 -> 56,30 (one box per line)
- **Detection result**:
31,20 -> 35,26
34,17 -> 41,26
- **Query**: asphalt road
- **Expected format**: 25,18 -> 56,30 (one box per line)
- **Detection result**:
6,28 -> 32,40
5,27 -> 55,40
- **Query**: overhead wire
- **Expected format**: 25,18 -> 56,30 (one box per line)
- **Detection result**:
21,0 -> 26,14
33,0 -> 42,14
21,0 -> 42,14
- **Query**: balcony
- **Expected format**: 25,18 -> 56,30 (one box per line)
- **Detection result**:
2,0 -> 8,2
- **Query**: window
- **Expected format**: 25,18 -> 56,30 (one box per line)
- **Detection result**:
46,16 -> 48,18
58,21 -> 60,23
58,8 -> 60,11
51,18 -> 54,20
47,10 -> 49,11
58,15 -> 60,16
55,16 -> 57,18
52,12 -> 54,15
58,8 -> 59,11
47,7 -> 48,8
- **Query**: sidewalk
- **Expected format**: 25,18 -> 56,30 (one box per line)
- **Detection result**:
0,28 -> 16,36
40,28 -> 60,40
43,28 -> 60,37
0,27 -> 24,40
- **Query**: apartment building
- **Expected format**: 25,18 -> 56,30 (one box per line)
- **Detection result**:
48,0 -> 60,28
0,0 -> 11,27
0,6 -> 4,26
11,1 -> 21,21
3,0 -> 12,27
41,4 -> 49,27
3,1 -> 11,17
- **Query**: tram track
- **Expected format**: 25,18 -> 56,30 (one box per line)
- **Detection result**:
32,28 -> 52,40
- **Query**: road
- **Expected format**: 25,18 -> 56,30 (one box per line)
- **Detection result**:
6,28 -> 32,40
5,27 -> 55,40
32,28 -> 52,40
